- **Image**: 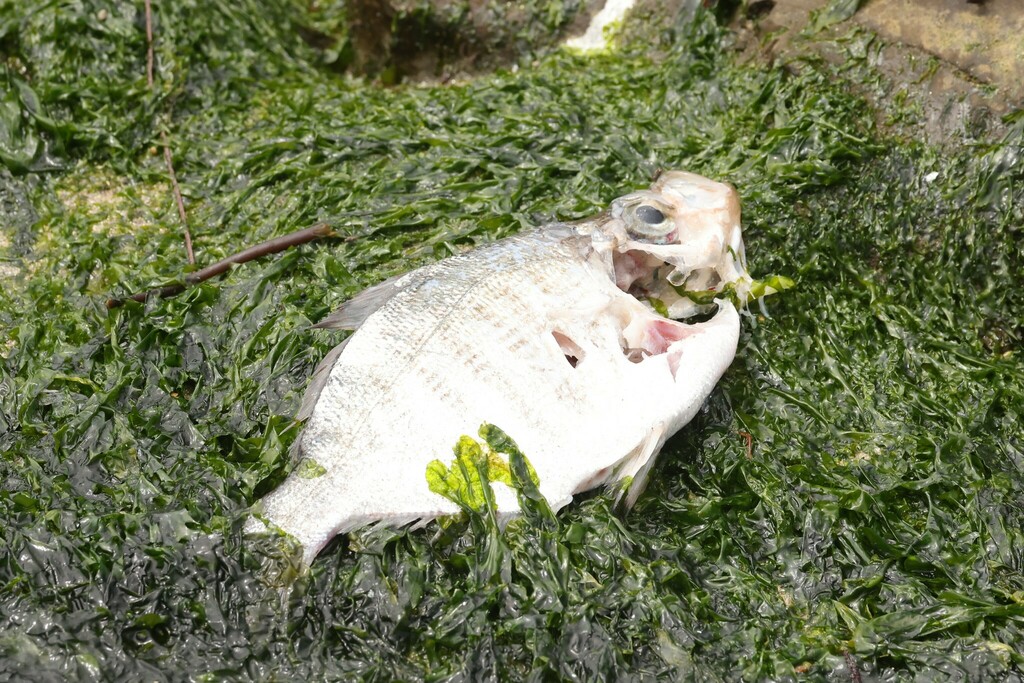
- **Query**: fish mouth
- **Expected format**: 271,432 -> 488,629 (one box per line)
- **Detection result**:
614,241 -> 750,320
575,172 -> 751,318
624,170 -> 750,317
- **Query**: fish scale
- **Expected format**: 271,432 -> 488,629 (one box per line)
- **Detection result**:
248,172 -> 751,565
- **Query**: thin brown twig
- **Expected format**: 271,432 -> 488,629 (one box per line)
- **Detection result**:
144,0 -> 194,264
144,0 -> 154,87
843,650 -> 862,683
738,430 -> 753,460
162,140 -> 194,263
106,223 -> 342,308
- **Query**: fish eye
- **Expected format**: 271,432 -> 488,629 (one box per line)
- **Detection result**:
635,205 -> 665,225
623,200 -> 675,244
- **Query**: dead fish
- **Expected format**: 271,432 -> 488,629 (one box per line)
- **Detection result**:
248,171 -> 750,564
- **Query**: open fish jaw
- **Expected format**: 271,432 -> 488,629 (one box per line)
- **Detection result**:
597,171 -> 751,319
248,172 -> 750,564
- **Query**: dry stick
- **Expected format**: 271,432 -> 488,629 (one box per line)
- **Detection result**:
738,430 -> 753,460
106,223 -> 342,308
144,0 -> 154,87
162,143 -> 193,262
144,0 -> 195,264
843,651 -> 862,683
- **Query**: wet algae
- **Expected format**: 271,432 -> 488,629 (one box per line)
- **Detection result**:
1,0 -> 1023,680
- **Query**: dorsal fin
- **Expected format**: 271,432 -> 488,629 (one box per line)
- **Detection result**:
295,336 -> 351,422
312,274 -> 407,331
299,271 -> 419,423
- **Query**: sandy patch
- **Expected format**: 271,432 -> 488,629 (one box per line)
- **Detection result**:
56,170 -> 169,237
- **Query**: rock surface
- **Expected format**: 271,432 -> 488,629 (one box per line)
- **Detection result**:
729,0 -> 1023,143
347,0 -> 599,81
857,0 -> 1023,106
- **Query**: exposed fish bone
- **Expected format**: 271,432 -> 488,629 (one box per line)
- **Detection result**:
248,171 -> 751,565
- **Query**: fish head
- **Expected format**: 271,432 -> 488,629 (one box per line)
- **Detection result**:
606,171 -> 751,318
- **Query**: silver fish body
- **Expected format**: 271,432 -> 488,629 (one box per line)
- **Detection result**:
249,172 -> 750,564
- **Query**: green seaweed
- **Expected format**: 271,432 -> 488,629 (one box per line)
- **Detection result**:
427,434 -> 504,514
1,0 -> 1022,680
427,425 -> 543,524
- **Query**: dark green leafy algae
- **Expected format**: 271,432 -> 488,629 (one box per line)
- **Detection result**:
1,0 -> 1023,679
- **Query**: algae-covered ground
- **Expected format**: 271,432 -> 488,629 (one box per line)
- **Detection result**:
1,1 -> 1023,680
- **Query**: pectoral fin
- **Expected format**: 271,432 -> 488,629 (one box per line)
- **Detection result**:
610,423 -> 667,512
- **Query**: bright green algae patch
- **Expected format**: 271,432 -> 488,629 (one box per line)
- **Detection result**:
427,424 -> 541,516
2,0 -> 1024,680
